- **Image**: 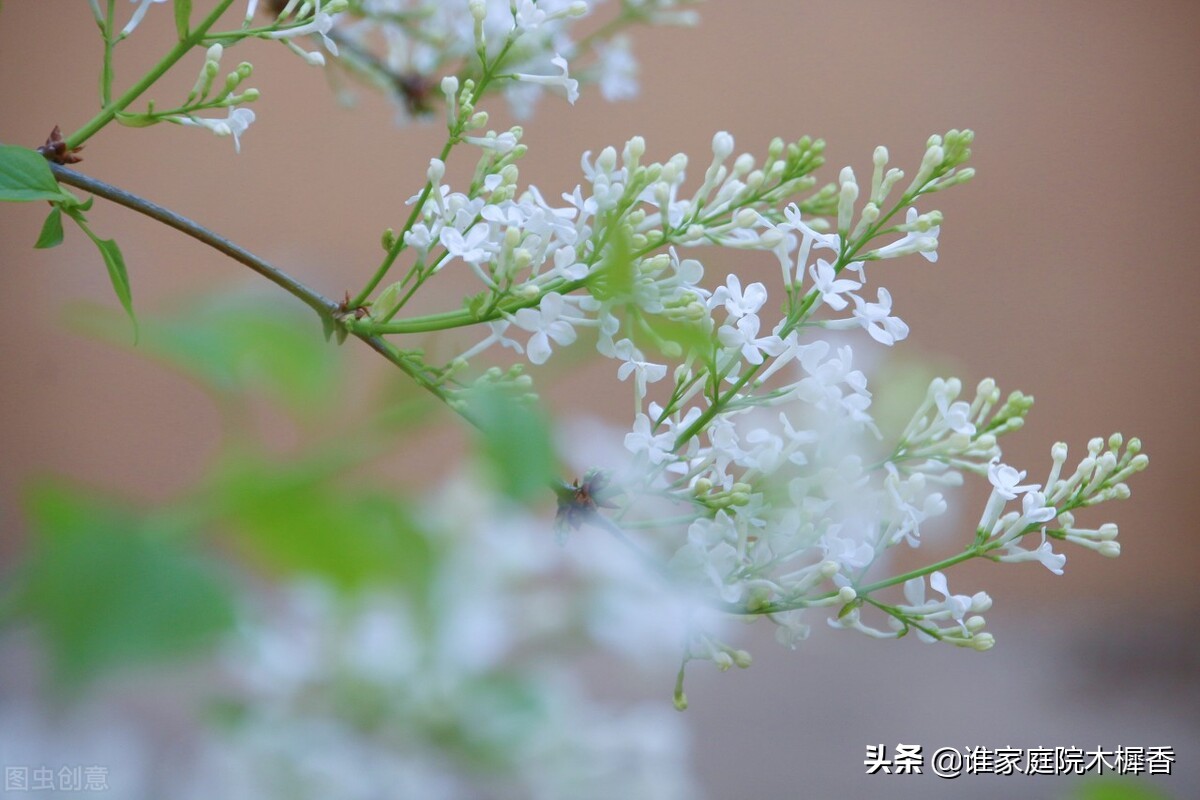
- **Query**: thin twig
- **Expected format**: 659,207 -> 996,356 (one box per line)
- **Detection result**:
47,164 -> 479,427
51,164 -> 338,318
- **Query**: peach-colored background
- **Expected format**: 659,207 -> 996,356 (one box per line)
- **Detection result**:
2,2 -> 1198,797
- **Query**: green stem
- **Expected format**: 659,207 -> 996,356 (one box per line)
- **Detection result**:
669,180 -> 938,451
348,37 -> 516,308
101,0 -> 116,106
351,276 -> 591,335
51,164 -> 334,318
68,0 -> 238,150
47,164 -> 480,431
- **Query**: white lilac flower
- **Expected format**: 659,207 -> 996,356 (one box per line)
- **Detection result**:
717,314 -> 784,366
625,412 -> 676,465
987,461 -> 1038,500
513,55 -> 580,105
510,292 -> 582,365
613,339 -> 667,396
869,207 -> 941,262
171,107 -> 256,153
579,146 -> 627,210
821,528 -> 874,575
933,379 -> 976,436
440,223 -> 494,266
120,0 -> 167,37
781,202 -> 841,269
710,274 -> 768,319
997,534 -> 1067,574
457,320 -> 525,362
267,3 -> 342,62
464,130 -> 521,154
741,427 -> 786,472
850,287 -> 909,345
519,188 -> 583,247
594,35 -> 639,101
808,258 -> 861,311
928,571 -> 973,623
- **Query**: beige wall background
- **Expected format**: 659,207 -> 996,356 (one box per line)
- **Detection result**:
2,2 -> 1198,797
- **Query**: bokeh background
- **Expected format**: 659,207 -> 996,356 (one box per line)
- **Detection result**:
2,1 -> 1198,798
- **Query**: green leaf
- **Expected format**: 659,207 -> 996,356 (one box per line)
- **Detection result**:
588,221 -> 636,304
113,111 -> 159,129
468,386 -> 558,504
173,0 -> 191,38
10,481 -> 236,688
79,292 -> 342,414
1071,777 -> 1173,800
210,454 -> 434,593
93,236 -> 137,335
632,311 -> 713,361
374,280 -> 406,318
0,144 -> 68,202
33,206 -> 63,249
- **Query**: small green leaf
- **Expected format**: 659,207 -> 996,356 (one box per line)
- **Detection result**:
463,290 -> 489,319
33,206 -> 63,249
94,236 -> 137,334
374,281 -> 405,318
210,454 -> 434,593
588,222 -> 636,304
113,111 -> 159,129
0,144 -> 68,202
632,312 -> 713,361
1071,777 -> 1173,800
77,292 -> 343,415
11,481 -> 236,688
468,386 -> 558,504
61,208 -> 138,337
173,0 -> 191,38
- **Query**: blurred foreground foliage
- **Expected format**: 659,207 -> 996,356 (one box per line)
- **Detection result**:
1,292 -> 479,688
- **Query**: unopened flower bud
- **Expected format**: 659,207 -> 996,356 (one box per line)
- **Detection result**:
970,633 -> 996,651
734,208 -> 758,228
427,158 -> 445,183
598,146 -> 618,172
712,131 -> 734,161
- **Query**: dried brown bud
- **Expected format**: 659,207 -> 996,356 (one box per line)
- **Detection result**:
37,126 -> 84,165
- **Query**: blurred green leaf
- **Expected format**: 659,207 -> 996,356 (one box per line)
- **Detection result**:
1070,777 -> 1174,800
631,311 -> 712,361
467,386 -> 557,505
10,481 -> 235,687
173,0 -> 191,38
33,206 -> 63,249
61,206 -> 138,338
587,220 -> 635,304
210,453 -> 433,594
77,292 -> 342,415
0,144 -> 68,202
93,236 -> 137,335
